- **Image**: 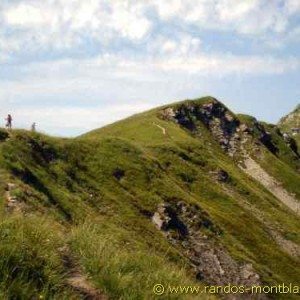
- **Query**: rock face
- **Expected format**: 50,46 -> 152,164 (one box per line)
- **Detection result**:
283,133 -> 299,156
255,123 -> 278,155
160,100 -> 289,161
160,100 -> 249,157
152,203 -> 188,235
159,107 -> 176,120
152,201 -> 262,292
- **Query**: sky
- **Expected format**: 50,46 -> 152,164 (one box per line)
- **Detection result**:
0,0 -> 300,136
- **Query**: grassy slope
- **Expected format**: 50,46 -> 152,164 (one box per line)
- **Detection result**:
238,114 -> 300,195
278,104 -> 300,147
0,130 -> 209,299
0,97 -> 299,299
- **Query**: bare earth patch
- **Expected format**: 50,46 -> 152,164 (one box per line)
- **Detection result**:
61,247 -> 107,300
241,158 -> 300,216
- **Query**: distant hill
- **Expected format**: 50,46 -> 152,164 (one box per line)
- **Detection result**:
279,104 -> 300,148
0,96 -> 299,299
279,104 -> 300,129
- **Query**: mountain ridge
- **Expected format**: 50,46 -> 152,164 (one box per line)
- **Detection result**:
0,96 -> 299,299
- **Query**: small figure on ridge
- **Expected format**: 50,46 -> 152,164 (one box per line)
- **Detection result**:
5,114 -> 12,130
31,122 -> 36,132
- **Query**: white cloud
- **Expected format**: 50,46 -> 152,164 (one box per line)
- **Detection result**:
0,52 -> 300,112
151,0 -> 296,35
0,0 -> 152,55
0,0 -> 299,57
152,34 -> 202,56
152,55 -> 297,75
1,47 -> 299,136
285,0 -> 300,14
4,2 -> 57,27
65,1 -> 104,30
0,0 -> 299,138
216,0 -> 259,21
2,51 -> 299,89
109,2 -> 152,40
151,0 -> 184,20
161,39 -> 177,53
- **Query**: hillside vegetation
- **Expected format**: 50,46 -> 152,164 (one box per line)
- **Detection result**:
279,104 -> 300,148
0,97 -> 299,299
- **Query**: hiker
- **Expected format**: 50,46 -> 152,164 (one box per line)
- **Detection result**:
31,122 -> 36,132
5,114 -> 12,130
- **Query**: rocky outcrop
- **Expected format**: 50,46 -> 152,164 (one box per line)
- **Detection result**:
159,100 -> 251,157
152,203 -> 188,236
253,123 -> 278,155
209,169 -> 230,183
159,100 -> 298,166
152,201 -> 262,292
283,133 -> 299,156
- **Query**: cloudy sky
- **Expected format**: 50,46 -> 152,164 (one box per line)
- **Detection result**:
1,0 -> 300,136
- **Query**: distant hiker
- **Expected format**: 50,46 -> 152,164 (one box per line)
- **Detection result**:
31,122 -> 36,132
5,114 -> 12,130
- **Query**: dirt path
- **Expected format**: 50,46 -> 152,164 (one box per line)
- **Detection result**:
67,273 -> 105,300
61,248 -> 107,300
153,122 -> 166,135
3,182 -> 105,299
2,177 -> 106,299
241,157 -> 300,216
5,182 -> 24,213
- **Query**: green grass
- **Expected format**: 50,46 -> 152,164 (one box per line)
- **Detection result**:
0,215 -> 74,299
0,97 -> 299,299
278,104 -> 300,148
69,220 -> 213,300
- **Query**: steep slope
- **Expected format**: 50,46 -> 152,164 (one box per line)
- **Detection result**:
279,104 -> 300,129
0,97 -> 299,299
279,104 -> 300,149
0,130 -> 202,299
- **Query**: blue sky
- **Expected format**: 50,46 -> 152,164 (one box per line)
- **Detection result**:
0,0 -> 300,136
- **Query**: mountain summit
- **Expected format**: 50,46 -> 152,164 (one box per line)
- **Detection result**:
0,97 -> 299,299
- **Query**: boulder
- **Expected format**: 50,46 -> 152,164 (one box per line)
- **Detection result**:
224,113 -> 234,122
112,168 -> 125,181
217,170 -> 230,182
6,183 -> 16,191
160,108 -> 176,120
239,123 -> 250,133
152,203 -> 188,236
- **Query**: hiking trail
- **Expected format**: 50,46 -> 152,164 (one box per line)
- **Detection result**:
61,247 -> 107,300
